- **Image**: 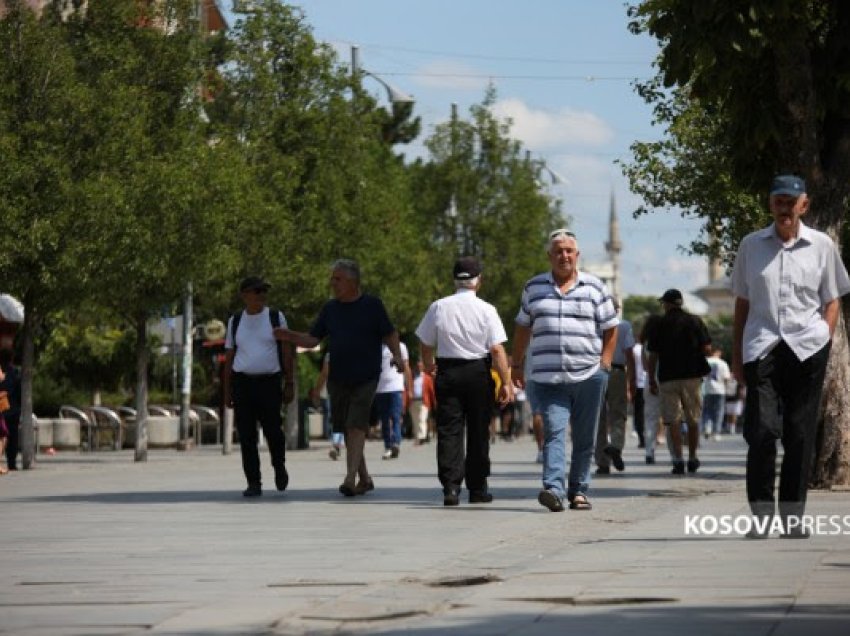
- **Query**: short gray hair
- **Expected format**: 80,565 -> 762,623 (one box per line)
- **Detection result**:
331,259 -> 361,285
547,228 -> 579,251
454,276 -> 479,290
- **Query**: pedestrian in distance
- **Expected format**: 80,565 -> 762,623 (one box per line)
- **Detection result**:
0,349 -> 21,472
512,229 -> 618,513
275,259 -> 404,498
645,289 -> 711,475
594,297 -> 635,475
731,174 -> 850,539
223,277 -> 295,498
415,256 -> 512,506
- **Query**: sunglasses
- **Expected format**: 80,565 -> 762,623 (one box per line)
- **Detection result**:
549,228 -> 576,240
248,287 -> 268,294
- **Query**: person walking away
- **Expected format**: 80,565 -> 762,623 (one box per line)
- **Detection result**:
223,277 -> 295,497
275,259 -> 404,497
375,342 -> 412,460
731,174 -> 850,538
512,229 -> 618,512
415,256 -> 512,506
645,289 -> 712,475
701,348 -> 731,440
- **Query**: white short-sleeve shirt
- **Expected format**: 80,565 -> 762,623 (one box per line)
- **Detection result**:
731,221 -> 850,363
376,342 -> 409,394
225,307 -> 288,374
415,289 -> 507,359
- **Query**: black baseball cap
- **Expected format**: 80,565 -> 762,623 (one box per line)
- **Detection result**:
239,276 -> 271,292
453,256 -> 482,280
658,288 -> 683,305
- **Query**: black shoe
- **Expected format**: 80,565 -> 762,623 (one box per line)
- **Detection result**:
595,465 -> 611,475
780,527 -> 811,540
538,489 -> 565,512
671,461 -> 686,475
390,445 -> 400,459
275,466 -> 289,491
443,488 -> 460,506
645,455 -> 656,465
746,528 -> 769,540
469,491 -> 493,504
243,484 -> 262,497
354,478 -> 375,495
603,446 -> 625,471
687,458 -> 700,474
339,483 -> 357,497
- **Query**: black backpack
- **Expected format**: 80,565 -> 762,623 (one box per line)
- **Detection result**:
229,308 -> 284,372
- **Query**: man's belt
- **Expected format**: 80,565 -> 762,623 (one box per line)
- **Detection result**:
611,363 -> 626,371
436,357 -> 489,368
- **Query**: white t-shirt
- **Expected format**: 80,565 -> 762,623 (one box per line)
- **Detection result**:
703,356 -> 731,395
633,343 -> 647,389
225,308 -> 288,375
376,342 -> 409,394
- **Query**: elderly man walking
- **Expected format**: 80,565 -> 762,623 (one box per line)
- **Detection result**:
732,175 -> 850,538
275,259 -> 404,498
512,229 -> 618,513
416,256 -> 513,506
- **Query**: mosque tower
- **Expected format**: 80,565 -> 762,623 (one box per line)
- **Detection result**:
604,188 -> 622,301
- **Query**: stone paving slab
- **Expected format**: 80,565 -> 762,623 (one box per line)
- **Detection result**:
1,433 -> 849,635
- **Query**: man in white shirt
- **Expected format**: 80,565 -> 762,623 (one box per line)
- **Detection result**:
224,276 -> 295,497
375,342 -> 412,460
732,175 -> 850,538
701,348 -> 731,440
416,256 -> 512,506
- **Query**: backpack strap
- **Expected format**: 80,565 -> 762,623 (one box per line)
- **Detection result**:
268,308 -> 285,375
229,310 -> 244,355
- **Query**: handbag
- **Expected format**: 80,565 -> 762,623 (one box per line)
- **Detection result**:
0,390 -> 9,413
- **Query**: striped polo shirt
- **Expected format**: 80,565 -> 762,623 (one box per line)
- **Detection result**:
515,270 -> 619,384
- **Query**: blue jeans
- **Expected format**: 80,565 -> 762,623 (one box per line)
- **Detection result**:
701,394 -> 725,435
376,391 -> 403,449
533,370 -> 608,500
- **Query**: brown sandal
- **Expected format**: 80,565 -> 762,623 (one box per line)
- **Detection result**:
568,494 -> 592,510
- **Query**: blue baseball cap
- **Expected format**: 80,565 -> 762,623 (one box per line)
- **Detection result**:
770,175 -> 806,197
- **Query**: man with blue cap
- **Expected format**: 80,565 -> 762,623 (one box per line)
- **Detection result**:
731,174 -> 850,538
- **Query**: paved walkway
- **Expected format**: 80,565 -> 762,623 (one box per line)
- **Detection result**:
1,432 -> 849,635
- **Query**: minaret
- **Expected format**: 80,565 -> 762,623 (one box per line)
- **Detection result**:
604,188 -> 622,300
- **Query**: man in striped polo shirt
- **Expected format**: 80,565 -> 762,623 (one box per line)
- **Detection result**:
511,229 -> 619,512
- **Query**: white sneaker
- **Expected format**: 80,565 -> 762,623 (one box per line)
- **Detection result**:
382,449 -> 393,460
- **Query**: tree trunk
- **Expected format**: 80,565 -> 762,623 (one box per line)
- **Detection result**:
133,312 -> 149,463
19,302 -> 37,469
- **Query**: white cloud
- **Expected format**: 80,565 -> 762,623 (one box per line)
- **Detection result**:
491,99 -> 614,150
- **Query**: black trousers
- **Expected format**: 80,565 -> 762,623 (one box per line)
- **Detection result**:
5,413 -> 19,469
633,388 -> 645,445
434,358 -> 494,493
232,373 -> 286,487
743,340 -> 830,520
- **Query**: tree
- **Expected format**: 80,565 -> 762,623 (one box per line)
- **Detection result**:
410,87 -> 564,331
626,0 -> 850,485
0,1 -> 103,468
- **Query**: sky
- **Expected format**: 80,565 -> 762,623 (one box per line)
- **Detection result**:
224,1 -> 710,299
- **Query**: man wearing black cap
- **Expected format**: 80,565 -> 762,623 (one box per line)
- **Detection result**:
645,289 -> 711,475
732,175 -> 850,538
224,276 -> 295,497
415,256 -> 513,506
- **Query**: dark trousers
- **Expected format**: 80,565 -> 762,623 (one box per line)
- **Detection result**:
434,358 -> 494,493
232,373 -> 285,487
633,388 -> 645,445
5,414 -> 19,469
743,340 -> 830,520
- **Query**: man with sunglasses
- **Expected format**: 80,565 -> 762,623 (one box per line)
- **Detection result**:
512,229 -> 619,512
224,276 -> 295,497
